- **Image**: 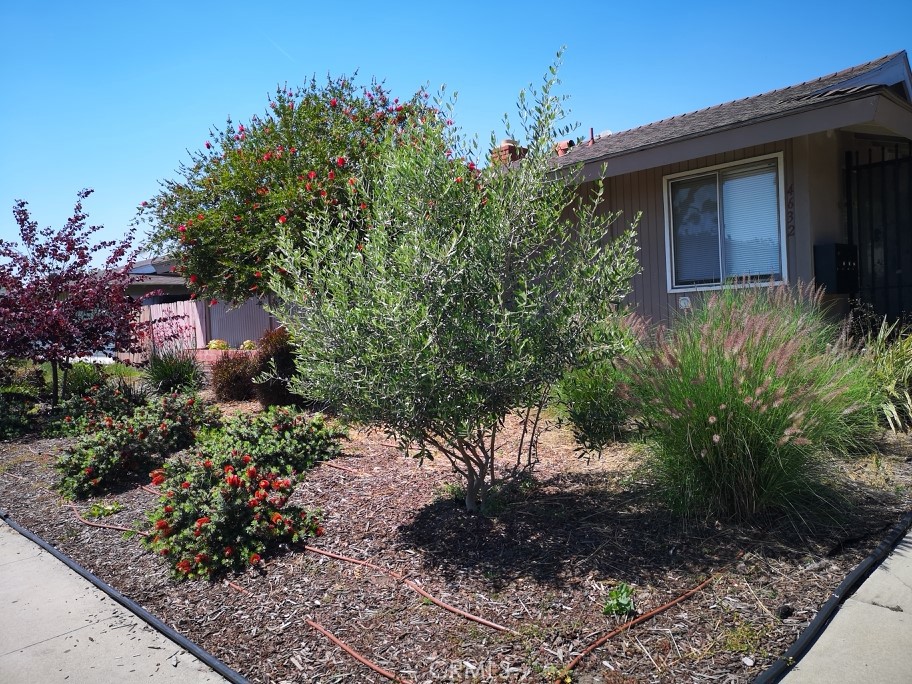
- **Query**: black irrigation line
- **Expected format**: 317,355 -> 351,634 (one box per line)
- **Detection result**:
754,508 -> 912,684
0,508 -> 248,684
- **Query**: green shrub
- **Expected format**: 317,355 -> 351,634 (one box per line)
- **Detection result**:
239,339 -> 257,351
0,391 -> 34,440
56,393 -> 219,498
558,362 -> 632,453
143,350 -> 205,394
62,362 -> 106,400
142,408 -> 342,579
252,328 -> 297,408
861,318 -> 912,431
210,353 -> 256,402
627,283 -> 881,520
206,339 -> 230,350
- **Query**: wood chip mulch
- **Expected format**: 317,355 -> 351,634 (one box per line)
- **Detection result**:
1,415 -> 911,684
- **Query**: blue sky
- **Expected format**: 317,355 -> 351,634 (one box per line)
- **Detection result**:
2,0 -> 911,256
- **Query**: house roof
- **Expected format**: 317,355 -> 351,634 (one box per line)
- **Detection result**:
556,51 -> 912,170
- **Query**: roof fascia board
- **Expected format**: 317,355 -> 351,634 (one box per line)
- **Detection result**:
578,95 -> 884,182
814,52 -> 912,100
873,94 -> 912,140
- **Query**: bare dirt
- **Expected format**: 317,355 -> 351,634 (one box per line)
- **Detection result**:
1,407 -> 910,683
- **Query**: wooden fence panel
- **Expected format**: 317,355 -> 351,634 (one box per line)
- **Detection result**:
209,298 -> 276,347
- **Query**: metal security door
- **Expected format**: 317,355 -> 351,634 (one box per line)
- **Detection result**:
846,146 -> 912,321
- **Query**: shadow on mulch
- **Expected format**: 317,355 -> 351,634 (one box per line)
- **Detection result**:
397,469 -> 907,592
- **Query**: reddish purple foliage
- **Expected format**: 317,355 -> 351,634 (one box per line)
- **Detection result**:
0,189 -> 149,402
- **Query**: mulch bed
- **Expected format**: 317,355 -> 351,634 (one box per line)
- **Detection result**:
1,410 -> 911,684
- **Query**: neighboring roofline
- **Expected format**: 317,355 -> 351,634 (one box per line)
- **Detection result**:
571,87 -> 912,183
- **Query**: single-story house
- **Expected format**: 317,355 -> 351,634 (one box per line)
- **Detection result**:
128,257 -> 277,350
549,50 -> 912,323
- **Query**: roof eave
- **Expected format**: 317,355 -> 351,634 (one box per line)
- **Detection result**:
574,90 -> 911,182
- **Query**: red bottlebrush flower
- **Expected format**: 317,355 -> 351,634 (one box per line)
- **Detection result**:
233,215 -> 241,222
242,455 -> 252,464
160,548 -> 170,556
194,553 -> 207,564
259,479 -> 270,490
330,97 -> 338,107
141,200 -> 148,207
202,459 -> 213,469
176,559 -> 192,574
190,293 -> 197,300
315,526 -> 325,537
181,481 -> 190,489
468,161 -> 476,171
226,474 -> 241,487
246,466 -> 257,479
163,505 -> 173,513
308,170 -> 317,180
328,170 -> 335,181
189,274 -> 198,283
249,553 -> 261,565
455,176 -> 463,183
210,299 -> 218,306
195,516 -> 210,527
348,177 -> 356,186
254,270 -> 262,278
205,141 -> 211,149
255,489 -> 268,500
155,519 -> 170,530
278,215 -> 287,224
64,415 -> 72,423
224,465 -> 234,473
177,224 -> 186,233
186,398 -> 195,407
197,213 -> 204,221
271,512 -> 283,524
224,546 -> 234,557
336,156 -> 346,167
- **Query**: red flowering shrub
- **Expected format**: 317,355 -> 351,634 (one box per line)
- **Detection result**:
56,393 -> 220,498
142,408 -> 340,579
139,77 -> 431,304
56,381 -> 146,436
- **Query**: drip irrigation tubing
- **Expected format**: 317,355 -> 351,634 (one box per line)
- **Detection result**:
753,509 -> 912,684
319,461 -> 363,475
303,544 -> 517,634
68,502 -> 148,536
140,484 -> 161,496
306,620 -> 413,684
555,572 -> 718,682
0,508 -> 248,684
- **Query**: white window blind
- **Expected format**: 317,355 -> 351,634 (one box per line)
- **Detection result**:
720,163 -> 782,280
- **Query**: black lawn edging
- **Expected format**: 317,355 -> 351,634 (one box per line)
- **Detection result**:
0,508 -> 248,684
753,508 -> 912,684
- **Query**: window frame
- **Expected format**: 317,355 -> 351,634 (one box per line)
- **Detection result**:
663,152 -> 788,293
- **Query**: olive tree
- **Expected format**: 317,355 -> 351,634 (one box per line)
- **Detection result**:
270,59 -> 640,512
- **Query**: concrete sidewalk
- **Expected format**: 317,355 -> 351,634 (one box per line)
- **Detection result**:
780,529 -> 912,684
0,518 -> 232,683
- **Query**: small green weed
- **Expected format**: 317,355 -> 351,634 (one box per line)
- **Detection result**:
602,582 -> 636,616
87,501 -> 123,518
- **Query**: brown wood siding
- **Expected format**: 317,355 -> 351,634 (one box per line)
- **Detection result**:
583,140 -> 794,323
